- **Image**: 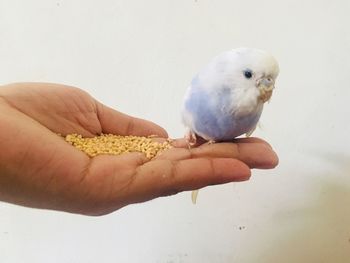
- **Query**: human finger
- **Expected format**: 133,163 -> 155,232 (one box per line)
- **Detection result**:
156,141 -> 278,169
95,102 -> 168,137
128,158 -> 251,202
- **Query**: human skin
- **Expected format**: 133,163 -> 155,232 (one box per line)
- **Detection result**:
0,83 -> 278,216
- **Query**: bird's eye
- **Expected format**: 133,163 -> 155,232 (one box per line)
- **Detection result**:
243,70 -> 253,79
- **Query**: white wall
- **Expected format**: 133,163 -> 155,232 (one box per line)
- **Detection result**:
1,0 -> 349,262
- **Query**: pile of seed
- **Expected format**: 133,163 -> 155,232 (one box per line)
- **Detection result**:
65,134 -> 172,159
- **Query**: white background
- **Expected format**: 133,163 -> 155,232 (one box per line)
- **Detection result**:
1,0 -> 350,262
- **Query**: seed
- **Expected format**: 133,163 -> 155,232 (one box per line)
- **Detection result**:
63,134 -> 172,159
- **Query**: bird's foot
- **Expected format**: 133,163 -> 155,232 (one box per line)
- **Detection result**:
185,130 -> 197,148
245,125 -> 257,137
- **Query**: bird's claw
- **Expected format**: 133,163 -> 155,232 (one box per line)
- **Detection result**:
185,130 -> 197,148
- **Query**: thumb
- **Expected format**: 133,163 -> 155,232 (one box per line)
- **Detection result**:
95,101 -> 168,137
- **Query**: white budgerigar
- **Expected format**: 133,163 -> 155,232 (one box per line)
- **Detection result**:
181,48 -> 279,203
182,47 -> 279,144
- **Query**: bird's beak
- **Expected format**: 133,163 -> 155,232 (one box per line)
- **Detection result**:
256,77 -> 275,103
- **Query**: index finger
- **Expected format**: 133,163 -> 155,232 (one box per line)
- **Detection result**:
156,139 -> 279,169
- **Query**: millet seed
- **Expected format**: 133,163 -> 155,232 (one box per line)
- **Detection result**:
64,134 -> 172,159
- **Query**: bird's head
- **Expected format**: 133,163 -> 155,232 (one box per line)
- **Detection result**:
233,48 -> 279,103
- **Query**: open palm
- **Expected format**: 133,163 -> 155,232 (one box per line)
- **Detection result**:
0,83 -> 278,215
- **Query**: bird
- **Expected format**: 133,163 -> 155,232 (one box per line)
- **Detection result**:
181,48 -> 279,203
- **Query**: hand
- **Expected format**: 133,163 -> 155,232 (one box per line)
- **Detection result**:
0,83 -> 278,215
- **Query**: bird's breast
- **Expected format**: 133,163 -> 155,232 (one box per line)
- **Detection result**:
184,85 -> 263,141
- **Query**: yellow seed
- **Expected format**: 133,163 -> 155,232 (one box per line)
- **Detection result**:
63,133 -> 172,159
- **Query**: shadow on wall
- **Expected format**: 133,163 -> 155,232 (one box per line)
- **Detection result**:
256,153 -> 350,262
